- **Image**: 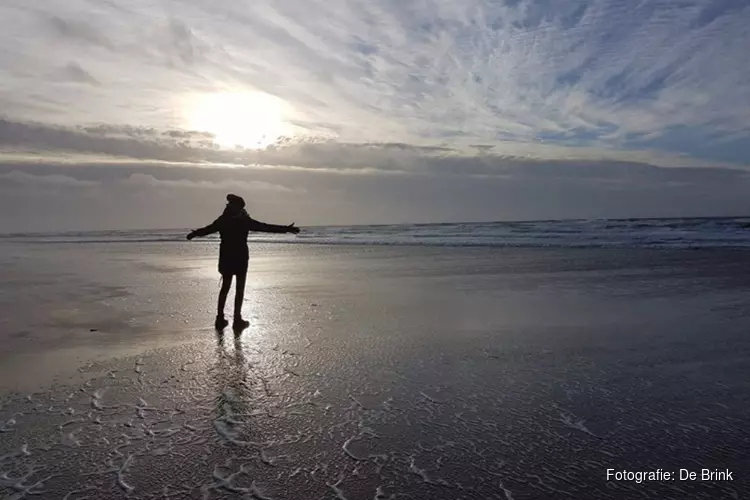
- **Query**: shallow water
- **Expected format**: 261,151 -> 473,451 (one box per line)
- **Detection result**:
1,243 -> 749,498
5,216 -> 750,248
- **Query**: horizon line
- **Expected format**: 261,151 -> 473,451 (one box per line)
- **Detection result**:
3,214 -> 750,237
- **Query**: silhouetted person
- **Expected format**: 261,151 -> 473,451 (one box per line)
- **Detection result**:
187,194 -> 299,330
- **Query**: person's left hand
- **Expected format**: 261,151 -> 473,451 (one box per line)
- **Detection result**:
186,232 -> 195,240
286,223 -> 300,234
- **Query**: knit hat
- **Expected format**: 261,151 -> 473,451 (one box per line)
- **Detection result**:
226,193 -> 245,209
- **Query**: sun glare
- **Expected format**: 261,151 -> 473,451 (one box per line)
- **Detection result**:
186,91 -> 290,149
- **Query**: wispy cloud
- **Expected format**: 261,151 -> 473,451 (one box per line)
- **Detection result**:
0,0 -> 747,166
59,62 -> 101,86
0,169 -> 99,187
122,172 -> 300,193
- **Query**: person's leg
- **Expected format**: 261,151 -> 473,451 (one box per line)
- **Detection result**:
216,274 -> 233,328
233,271 -> 249,328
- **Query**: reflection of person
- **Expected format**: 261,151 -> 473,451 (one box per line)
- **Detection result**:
213,330 -> 253,438
187,194 -> 300,330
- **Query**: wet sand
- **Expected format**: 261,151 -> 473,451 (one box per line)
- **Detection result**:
1,242 -> 750,499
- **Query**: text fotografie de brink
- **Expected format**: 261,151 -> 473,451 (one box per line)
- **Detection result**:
606,469 -> 734,483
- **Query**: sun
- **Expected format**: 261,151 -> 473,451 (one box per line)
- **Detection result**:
186,91 -> 290,149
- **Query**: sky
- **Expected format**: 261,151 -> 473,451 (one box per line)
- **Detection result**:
0,0 -> 749,231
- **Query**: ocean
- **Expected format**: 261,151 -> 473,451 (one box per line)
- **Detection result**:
3,216 -> 750,248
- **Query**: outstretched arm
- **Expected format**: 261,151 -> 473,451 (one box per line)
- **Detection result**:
245,217 -> 300,234
186,219 -> 221,240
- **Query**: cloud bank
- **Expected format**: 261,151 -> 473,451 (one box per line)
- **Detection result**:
2,160 -> 750,233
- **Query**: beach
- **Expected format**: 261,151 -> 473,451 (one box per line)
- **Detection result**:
1,235 -> 749,499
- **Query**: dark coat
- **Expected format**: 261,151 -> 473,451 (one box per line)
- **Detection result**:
190,210 -> 290,275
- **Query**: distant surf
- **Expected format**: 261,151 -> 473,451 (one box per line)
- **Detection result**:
4,217 -> 750,249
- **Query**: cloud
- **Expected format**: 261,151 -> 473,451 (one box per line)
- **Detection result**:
2,159 -> 750,233
0,0 -> 747,165
1,118 -> 745,179
60,62 -> 101,86
160,18 -> 213,66
0,167 -> 298,194
47,14 -> 114,50
0,170 -> 99,188
122,172 -> 299,193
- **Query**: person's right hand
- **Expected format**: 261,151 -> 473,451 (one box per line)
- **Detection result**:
186,232 -> 195,240
286,223 -> 300,234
